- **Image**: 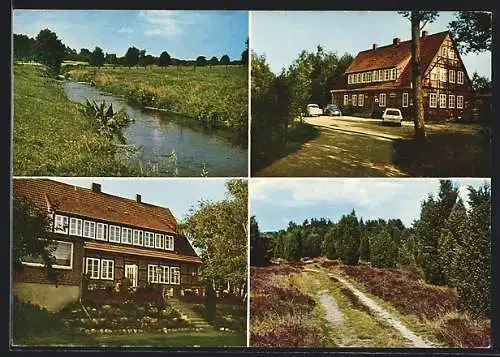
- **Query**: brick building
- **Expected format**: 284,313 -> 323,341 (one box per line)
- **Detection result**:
13,179 -> 203,311
331,31 -> 473,120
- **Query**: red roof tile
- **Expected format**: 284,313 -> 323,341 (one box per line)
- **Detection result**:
345,31 -> 448,79
13,179 -> 179,235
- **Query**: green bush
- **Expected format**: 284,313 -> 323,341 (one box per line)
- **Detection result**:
12,297 -> 62,340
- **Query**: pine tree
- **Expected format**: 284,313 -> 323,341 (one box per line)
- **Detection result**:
337,210 -> 360,265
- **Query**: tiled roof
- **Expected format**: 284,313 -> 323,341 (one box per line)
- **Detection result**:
13,179 -> 179,235
345,31 -> 448,77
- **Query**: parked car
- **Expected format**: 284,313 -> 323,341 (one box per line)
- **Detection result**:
381,108 -> 403,126
324,104 -> 342,116
306,104 -> 323,117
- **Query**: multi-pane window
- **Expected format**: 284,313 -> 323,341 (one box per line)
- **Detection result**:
373,70 -> 379,81
429,93 -> 437,108
348,74 -> 352,84
54,214 -> 69,234
440,69 -> 447,82
170,267 -> 181,285
402,93 -> 409,107
148,264 -> 158,283
352,94 -> 357,106
378,70 -> 383,82
145,231 -> 155,247
457,95 -> 464,109
121,227 -> 133,244
22,240 -> 73,269
109,225 -> 121,243
96,223 -> 108,241
442,46 -> 448,57
439,94 -> 447,108
155,234 -> 165,249
86,257 -> 100,279
449,49 -> 455,59
133,229 -> 144,246
357,73 -> 362,83
449,95 -> 455,109
83,220 -> 96,239
430,67 -> 438,81
165,235 -> 174,251
366,72 -> 372,82
457,71 -> 464,84
390,68 -> 397,80
343,95 -> 349,106
158,266 -> 169,284
379,93 -> 386,107
101,259 -> 114,280
449,70 -> 455,83
383,69 -> 390,81
69,218 -> 82,236
358,94 -> 364,107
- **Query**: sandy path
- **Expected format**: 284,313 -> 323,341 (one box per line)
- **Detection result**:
304,268 -> 435,348
317,290 -> 345,325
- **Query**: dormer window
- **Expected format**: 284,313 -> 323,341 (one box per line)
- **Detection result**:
165,235 -> 174,251
54,214 -> 68,234
83,220 -> 96,239
390,68 -> 397,80
373,70 -> 379,81
96,223 -> 108,241
155,233 -> 165,249
109,225 -> 121,243
69,218 -> 82,236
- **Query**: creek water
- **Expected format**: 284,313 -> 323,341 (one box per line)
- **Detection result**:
63,81 -> 247,177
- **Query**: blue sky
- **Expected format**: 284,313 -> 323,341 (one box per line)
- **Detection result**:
250,178 -> 491,232
51,178 -> 232,223
13,10 -> 248,60
251,11 -> 491,78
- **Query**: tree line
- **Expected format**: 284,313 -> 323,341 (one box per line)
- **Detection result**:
251,46 -> 353,173
251,179 -> 491,318
14,29 -> 248,74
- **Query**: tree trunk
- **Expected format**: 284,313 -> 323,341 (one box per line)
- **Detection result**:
411,12 -> 426,141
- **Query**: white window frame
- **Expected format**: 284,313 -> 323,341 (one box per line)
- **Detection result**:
449,70 -> 455,83
449,49 -> 455,59
22,240 -> 74,270
348,74 -> 352,84
440,68 -> 447,82
402,93 -> 409,108
54,214 -> 69,234
158,266 -> 169,284
449,95 -> 455,109
457,95 -> 464,109
366,72 -> 372,82
109,225 -> 121,243
357,73 -> 362,83
457,71 -> 464,84
83,220 -> 96,239
358,94 -> 364,107
86,257 -> 100,279
121,227 -> 133,245
384,69 -> 390,81
155,233 -> 165,249
373,70 -> 379,81
100,259 -> 114,280
378,70 -> 382,82
148,264 -> 158,283
69,217 -> 82,236
343,95 -> 349,106
145,231 -> 155,247
442,46 -> 448,57
96,222 -> 108,241
165,235 -> 174,251
390,68 -> 397,80
379,93 -> 386,107
429,93 -> 438,108
133,229 -> 144,246
170,266 -> 181,285
430,68 -> 438,81
352,94 -> 357,106
439,94 -> 447,108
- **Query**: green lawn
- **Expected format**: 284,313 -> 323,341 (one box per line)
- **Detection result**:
13,64 -> 133,176
68,65 -> 248,142
13,329 -> 246,348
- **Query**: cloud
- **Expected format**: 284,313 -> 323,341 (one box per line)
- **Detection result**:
118,27 -> 134,34
138,10 -> 201,37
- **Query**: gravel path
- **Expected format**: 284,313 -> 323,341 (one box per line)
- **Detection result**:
317,290 -> 345,325
304,268 -> 435,348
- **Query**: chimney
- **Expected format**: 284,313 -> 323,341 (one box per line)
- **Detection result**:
393,37 -> 401,46
91,183 -> 101,193
136,194 -> 142,203
372,43 -> 378,51
421,30 -> 428,38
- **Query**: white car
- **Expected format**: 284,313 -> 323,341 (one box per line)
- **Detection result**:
306,104 -> 323,117
382,108 -> 404,126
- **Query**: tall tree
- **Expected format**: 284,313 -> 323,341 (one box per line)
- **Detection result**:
158,51 -> 171,67
196,56 -> 207,66
250,215 -> 272,266
34,29 -> 66,74
370,228 -> 397,268
448,11 -> 492,54
220,54 -> 230,66
241,38 -> 249,66
470,71 -> 492,94
13,34 -> 36,61
400,11 -> 439,141
13,197 -> 60,283
208,56 -> 219,66
138,50 -> 147,68
105,53 -> 118,68
336,210 -> 361,265
78,48 -> 92,63
89,46 -> 105,67
124,46 -> 140,68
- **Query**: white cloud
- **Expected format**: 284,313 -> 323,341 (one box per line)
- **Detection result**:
118,27 -> 134,34
138,10 -> 201,37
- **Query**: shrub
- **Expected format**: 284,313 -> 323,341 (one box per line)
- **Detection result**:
250,319 -> 324,347
432,313 -> 490,347
12,297 -> 61,340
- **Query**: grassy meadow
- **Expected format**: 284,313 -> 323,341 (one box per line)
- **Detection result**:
68,65 -> 248,143
13,64 -> 133,176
